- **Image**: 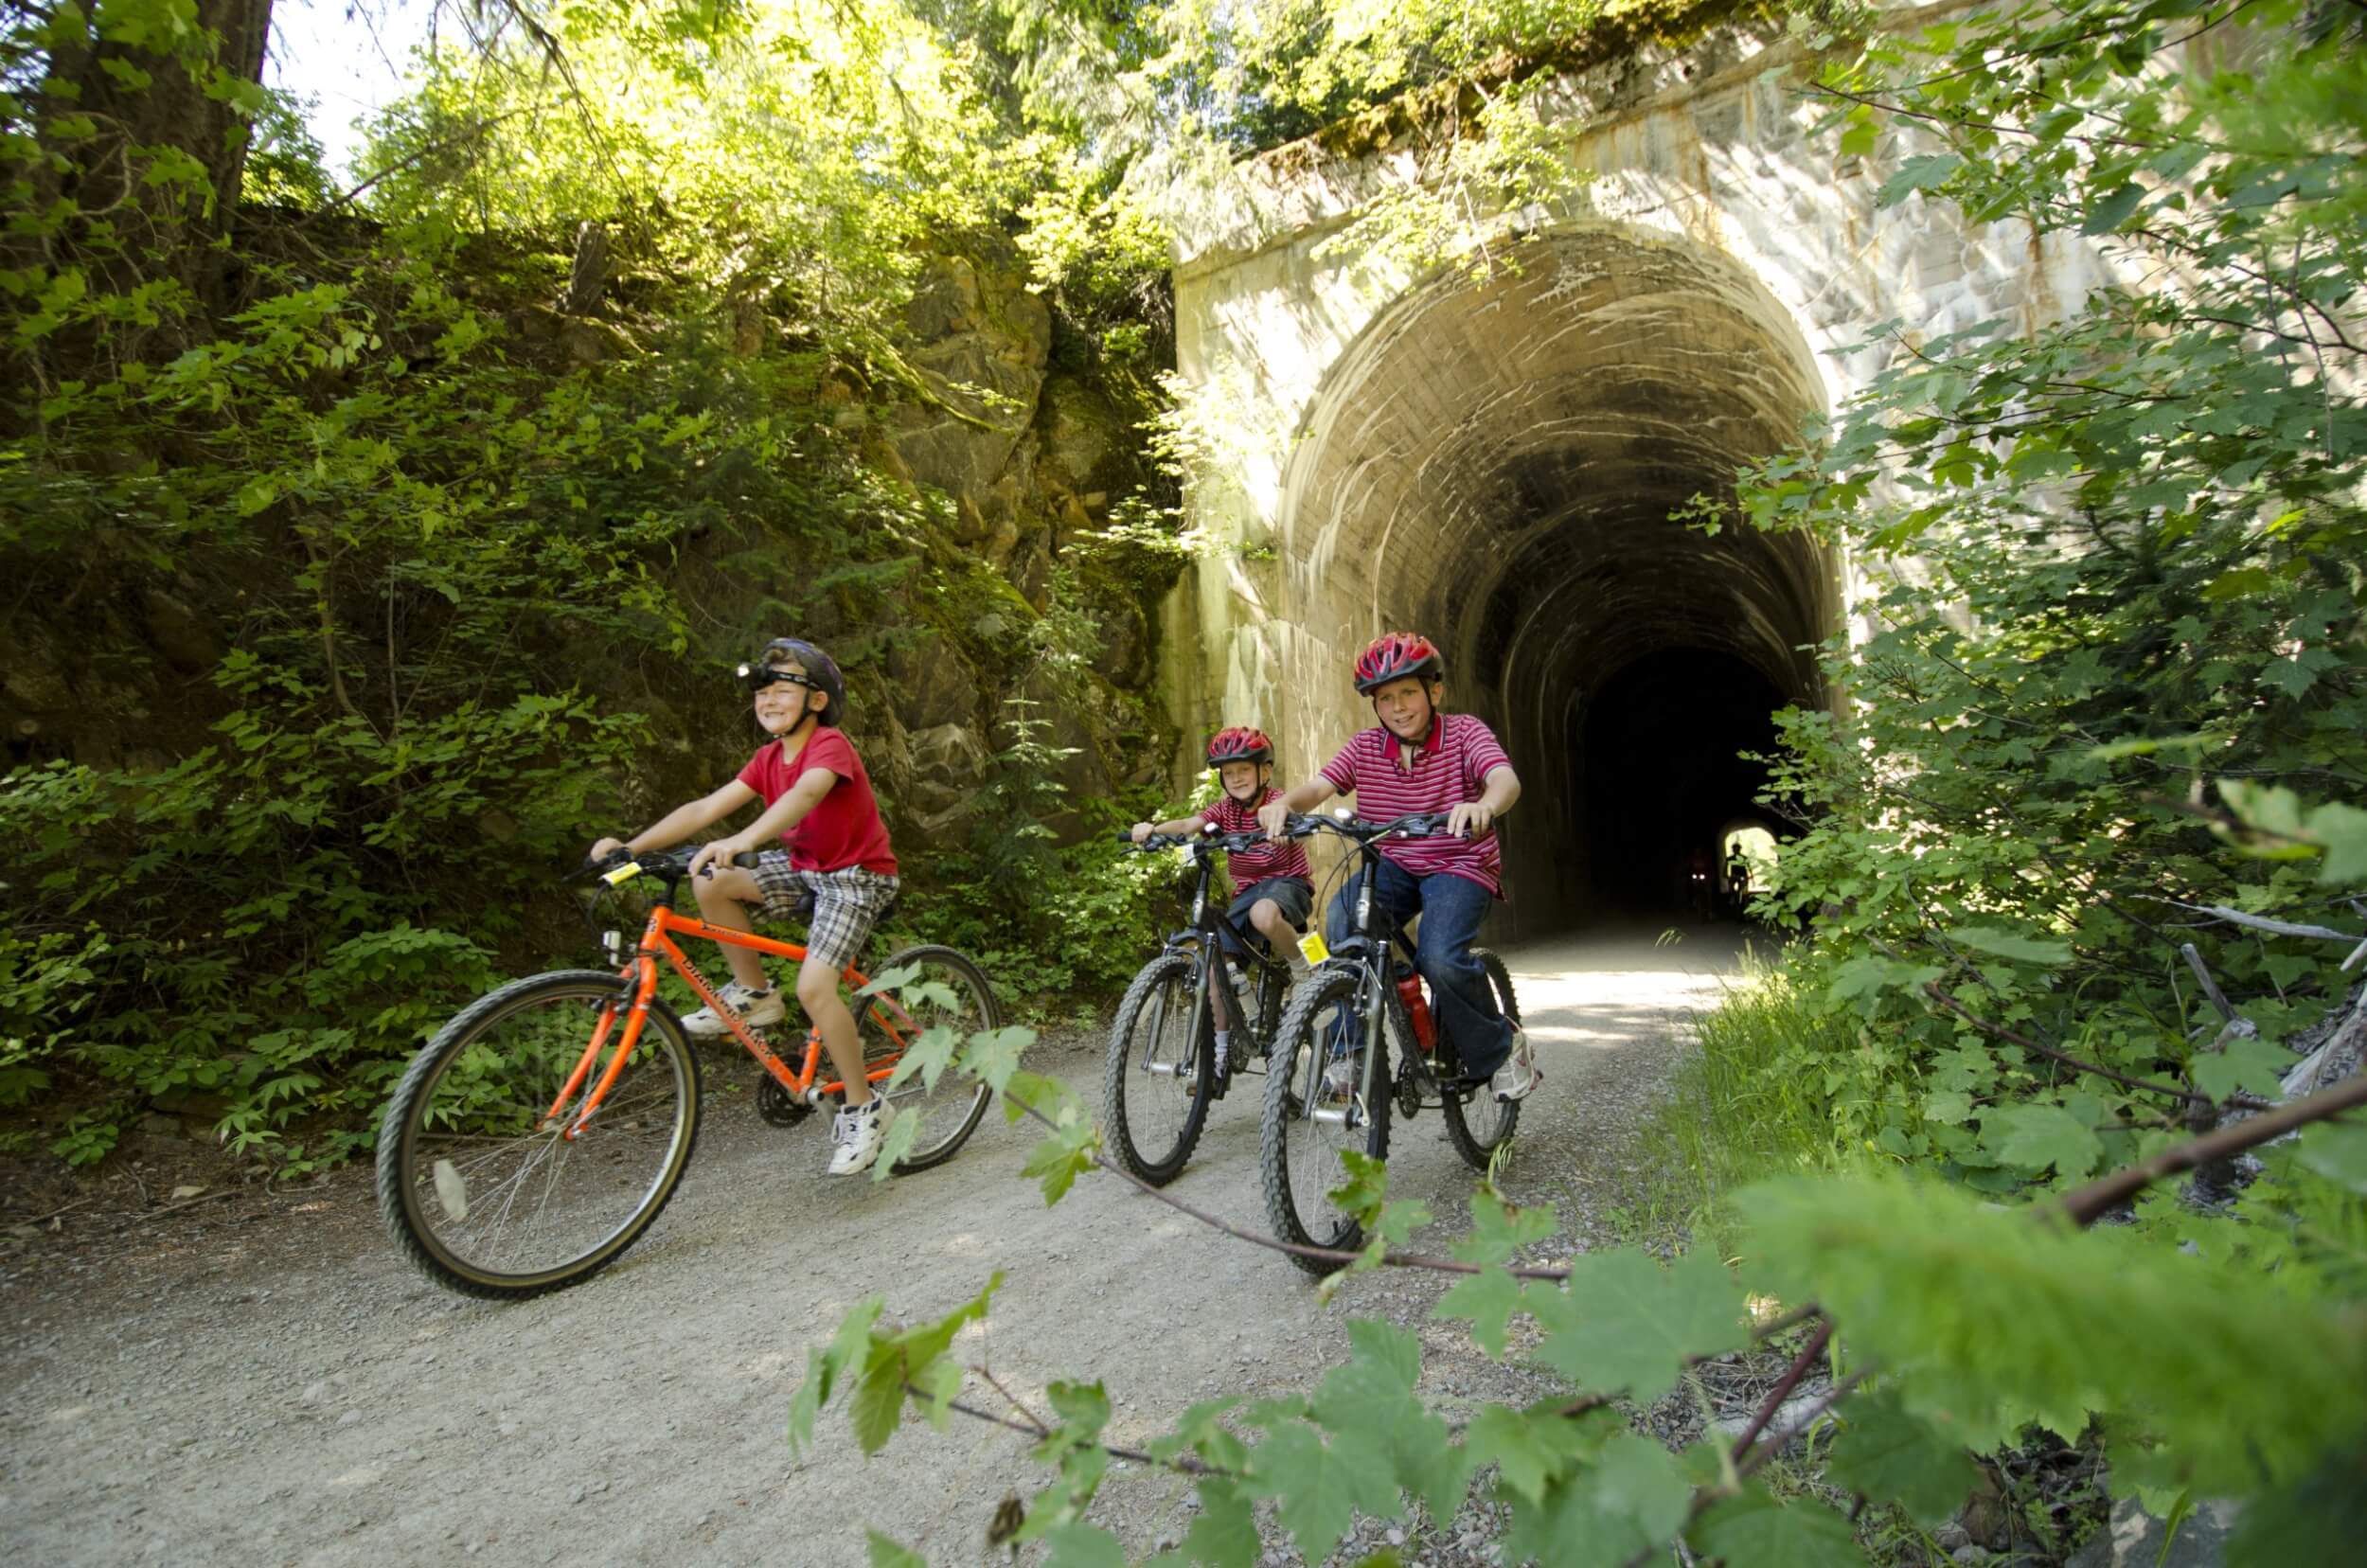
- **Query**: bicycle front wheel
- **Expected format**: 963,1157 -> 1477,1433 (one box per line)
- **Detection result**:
1102,952 -> 1213,1185
1259,966 -> 1391,1275
1439,948 -> 1522,1170
376,970 -> 702,1300
861,945 -> 1000,1173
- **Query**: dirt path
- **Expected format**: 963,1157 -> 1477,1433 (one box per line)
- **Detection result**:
1,928 -> 1749,1567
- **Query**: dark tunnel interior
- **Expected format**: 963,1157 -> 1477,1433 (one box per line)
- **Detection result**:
1576,650 -> 1785,915
1274,230 -> 1840,936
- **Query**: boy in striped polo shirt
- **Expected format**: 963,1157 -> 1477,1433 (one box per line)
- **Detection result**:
1256,633 -> 1542,1102
1131,727 -> 1315,1083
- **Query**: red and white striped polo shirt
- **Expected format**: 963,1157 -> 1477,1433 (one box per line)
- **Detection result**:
1318,713 -> 1514,896
1195,788 -> 1314,898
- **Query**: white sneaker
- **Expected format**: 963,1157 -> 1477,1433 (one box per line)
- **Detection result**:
827,1098 -> 889,1176
1490,1027 -> 1542,1102
681,980 -> 784,1037
1323,1052 -> 1361,1101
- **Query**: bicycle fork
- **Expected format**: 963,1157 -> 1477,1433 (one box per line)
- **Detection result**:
1143,962 -> 1216,1081
1308,975 -> 1379,1131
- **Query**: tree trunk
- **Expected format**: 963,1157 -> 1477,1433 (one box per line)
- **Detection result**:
34,0 -> 276,302
561,222 -> 611,315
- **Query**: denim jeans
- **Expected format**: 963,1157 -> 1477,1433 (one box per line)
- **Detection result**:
1325,857 -> 1513,1079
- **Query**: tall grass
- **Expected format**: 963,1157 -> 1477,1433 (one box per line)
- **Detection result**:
1614,961 -> 1863,1247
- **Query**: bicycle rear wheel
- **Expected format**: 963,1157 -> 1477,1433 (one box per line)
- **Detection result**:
1439,948 -> 1522,1170
1259,966 -> 1391,1276
860,945 -> 999,1173
376,970 -> 702,1300
1102,953 -> 1213,1185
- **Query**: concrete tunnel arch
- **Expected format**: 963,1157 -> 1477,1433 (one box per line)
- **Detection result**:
1266,224 -> 1842,935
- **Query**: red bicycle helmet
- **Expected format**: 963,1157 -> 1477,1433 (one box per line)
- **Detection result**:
1352,632 -> 1443,694
1204,726 -> 1274,768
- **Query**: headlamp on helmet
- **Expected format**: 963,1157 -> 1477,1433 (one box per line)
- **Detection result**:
737,637 -> 846,726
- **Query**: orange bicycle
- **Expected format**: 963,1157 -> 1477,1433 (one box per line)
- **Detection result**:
375,847 -> 999,1299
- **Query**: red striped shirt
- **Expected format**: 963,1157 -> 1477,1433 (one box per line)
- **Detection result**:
1318,713 -> 1513,897
1194,788 -> 1313,898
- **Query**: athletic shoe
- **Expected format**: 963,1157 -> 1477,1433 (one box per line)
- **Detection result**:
1323,1052 -> 1361,1100
681,980 -> 784,1037
827,1097 -> 890,1176
1490,1027 -> 1542,1102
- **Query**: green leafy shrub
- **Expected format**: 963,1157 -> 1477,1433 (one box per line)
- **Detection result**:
1686,0 -> 2367,1198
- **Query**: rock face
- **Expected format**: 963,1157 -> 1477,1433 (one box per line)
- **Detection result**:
0,237 -> 1179,865
853,237 -> 1174,850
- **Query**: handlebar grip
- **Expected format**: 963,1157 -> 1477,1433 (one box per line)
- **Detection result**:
730,850 -> 764,869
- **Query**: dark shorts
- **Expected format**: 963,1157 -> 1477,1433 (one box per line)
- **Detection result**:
1219,876 -> 1314,957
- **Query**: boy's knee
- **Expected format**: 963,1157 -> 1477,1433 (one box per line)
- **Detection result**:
1416,938 -> 1479,981
695,868 -> 755,908
793,962 -> 841,1011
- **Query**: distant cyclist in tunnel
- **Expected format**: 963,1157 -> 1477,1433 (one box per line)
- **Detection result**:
1257,632 -> 1541,1102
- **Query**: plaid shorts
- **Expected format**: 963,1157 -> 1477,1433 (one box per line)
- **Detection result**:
748,853 -> 900,971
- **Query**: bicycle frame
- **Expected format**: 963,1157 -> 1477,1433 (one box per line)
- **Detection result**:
1131,832 -> 1293,1082
554,900 -> 915,1136
1290,813 -> 1451,1129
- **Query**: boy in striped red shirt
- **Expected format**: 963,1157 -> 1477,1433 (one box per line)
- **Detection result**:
1256,633 -> 1541,1102
1131,727 -> 1314,1084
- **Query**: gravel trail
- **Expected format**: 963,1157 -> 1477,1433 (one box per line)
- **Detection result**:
1,927 -> 1749,1566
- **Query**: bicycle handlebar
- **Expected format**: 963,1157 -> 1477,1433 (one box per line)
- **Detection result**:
1118,827 -> 1267,855
1276,810 -> 1459,843
1117,811 -> 1468,857
573,846 -> 766,885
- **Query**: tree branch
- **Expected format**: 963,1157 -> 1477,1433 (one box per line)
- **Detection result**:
1923,981 -> 2207,1107
1727,1320 -> 1835,1457
2057,1071 -> 2367,1224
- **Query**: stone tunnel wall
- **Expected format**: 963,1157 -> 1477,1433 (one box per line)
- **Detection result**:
1158,2 -> 2128,934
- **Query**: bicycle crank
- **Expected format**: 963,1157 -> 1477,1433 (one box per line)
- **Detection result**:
755,1074 -> 812,1127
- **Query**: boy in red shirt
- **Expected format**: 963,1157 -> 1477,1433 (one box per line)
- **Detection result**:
590,638 -> 901,1175
1130,727 -> 1314,1082
1257,633 -> 1541,1102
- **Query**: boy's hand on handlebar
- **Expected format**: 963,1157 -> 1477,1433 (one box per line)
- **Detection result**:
590,836 -> 629,864
1446,802 -> 1493,840
688,836 -> 754,880
1130,821 -> 1156,844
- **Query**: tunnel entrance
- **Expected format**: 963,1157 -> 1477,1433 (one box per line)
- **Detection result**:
1268,225 -> 1840,935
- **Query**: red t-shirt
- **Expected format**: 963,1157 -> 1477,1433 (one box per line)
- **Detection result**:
737,728 -> 899,876
1318,712 -> 1512,897
1193,787 -> 1314,898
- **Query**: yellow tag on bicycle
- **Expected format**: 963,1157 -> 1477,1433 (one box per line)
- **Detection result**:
602,861 -> 642,886
1297,932 -> 1330,965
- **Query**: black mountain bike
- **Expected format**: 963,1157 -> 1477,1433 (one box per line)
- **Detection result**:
1102,827 -> 1297,1184
1259,811 -> 1522,1275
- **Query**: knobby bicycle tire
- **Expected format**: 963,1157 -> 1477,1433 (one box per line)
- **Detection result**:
862,944 -> 999,1173
1438,948 -> 1522,1170
376,970 -> 703,1301
1259,965 -> 1392,1276
1101,952 -> 1213,1185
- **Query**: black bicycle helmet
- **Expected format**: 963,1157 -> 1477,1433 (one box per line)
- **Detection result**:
744,637 -> 845,726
